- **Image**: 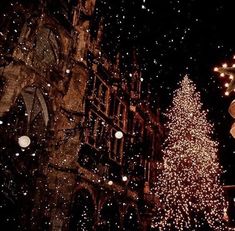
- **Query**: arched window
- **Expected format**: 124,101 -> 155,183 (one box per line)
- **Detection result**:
98,199 -> 121,231
21,86 -> 49,128
123,206 -> 140,231
69,189 -> 95,231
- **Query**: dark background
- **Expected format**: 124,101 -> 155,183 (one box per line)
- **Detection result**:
96,0 -> 235,185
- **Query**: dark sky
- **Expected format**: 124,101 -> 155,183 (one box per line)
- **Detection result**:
97,0 -> 235,184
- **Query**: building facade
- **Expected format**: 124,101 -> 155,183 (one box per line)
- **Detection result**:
0,1 -> 163,230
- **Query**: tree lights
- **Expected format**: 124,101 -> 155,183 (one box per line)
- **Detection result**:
153,75 -> 226,230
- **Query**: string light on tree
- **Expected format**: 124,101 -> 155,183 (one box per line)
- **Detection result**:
153,75 -> 226,230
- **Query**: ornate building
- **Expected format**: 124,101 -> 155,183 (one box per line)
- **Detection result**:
0,1 -> 163,230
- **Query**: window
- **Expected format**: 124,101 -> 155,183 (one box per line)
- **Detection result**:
112,97 -> 126,130
33,27 -> 60,70
87,110 -> 108,148
133,121 -> 143,138
92,75 -> 109,114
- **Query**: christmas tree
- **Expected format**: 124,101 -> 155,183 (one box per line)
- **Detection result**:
155,75 -> 226,230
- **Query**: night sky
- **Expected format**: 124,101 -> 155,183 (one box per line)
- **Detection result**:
96,0 -> 235,185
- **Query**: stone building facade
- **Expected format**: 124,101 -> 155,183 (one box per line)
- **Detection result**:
0,1 -> 163,230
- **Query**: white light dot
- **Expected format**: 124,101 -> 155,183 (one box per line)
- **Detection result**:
122,176 -> 128,182
18,135 -> 31,148
108,180 -> 113,185
65,69 -> 70,74
0,120 -> 3,125
115,131 -> 123,139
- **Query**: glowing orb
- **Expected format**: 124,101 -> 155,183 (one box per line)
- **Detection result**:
108,180 -> 113,186
115,131 -> 123,139
122,176 -> 128,182
18,135 -> 31,148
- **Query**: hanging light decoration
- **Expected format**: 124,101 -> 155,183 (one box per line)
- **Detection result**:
122,176 -> 128,182
214,56 -> 235,95
108,180 -> 113,186
18,135 -> 31,148
115,131 -> 123,139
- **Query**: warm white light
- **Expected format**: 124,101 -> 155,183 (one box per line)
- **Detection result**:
233,64 -> 235,67
108,180 -> 113,185
225,91 -> 229,96
220,73 -> 225,77
122,176 -> 128,182
229,75 -> 234,80
154,75 -> 226,230
225,83 -> 229,87
115,131 -> 123,139
18,135 -> 31,148
222,63 -> 228,68
213,67 -> 219,72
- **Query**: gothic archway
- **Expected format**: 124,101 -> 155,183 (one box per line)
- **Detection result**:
69,189 -> 95,231
123,206 -> 140,231
0,86 -> 49,229
98,199 -> 121,231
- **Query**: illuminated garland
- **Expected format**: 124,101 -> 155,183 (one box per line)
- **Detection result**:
154,75 -> 226,230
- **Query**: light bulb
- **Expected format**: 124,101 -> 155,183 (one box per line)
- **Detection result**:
115,131 -> 123,139
122,176 -> 128,182
18,135 -> 31,148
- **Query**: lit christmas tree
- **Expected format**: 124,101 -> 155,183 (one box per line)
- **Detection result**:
154,75 -> 226,230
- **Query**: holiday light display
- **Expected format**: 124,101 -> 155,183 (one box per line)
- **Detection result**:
154,75 -> 226,230
214,55 -> 235,96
